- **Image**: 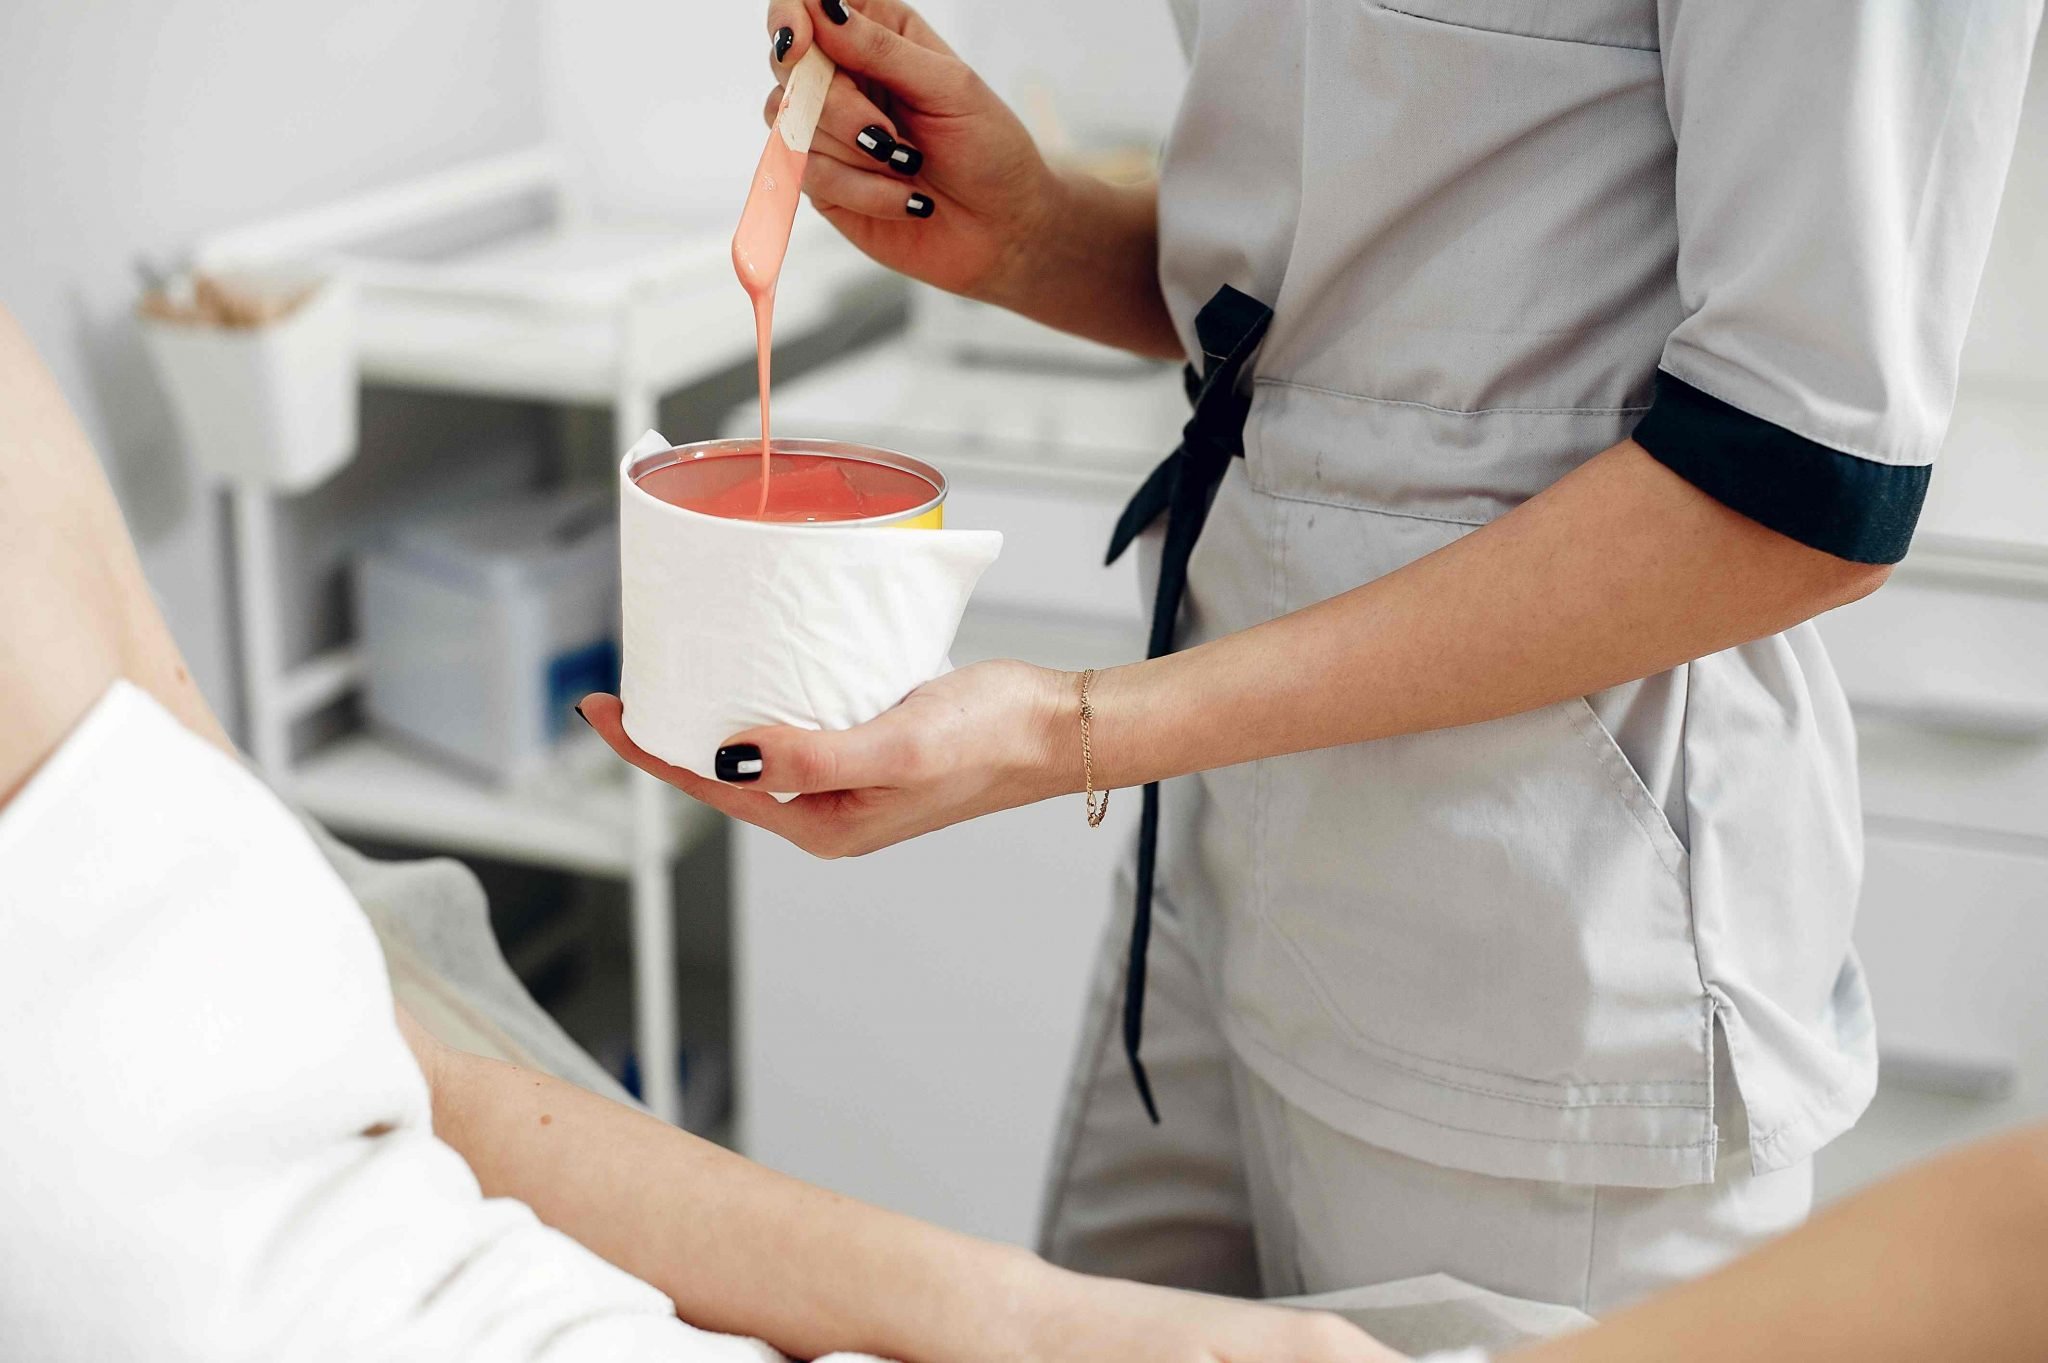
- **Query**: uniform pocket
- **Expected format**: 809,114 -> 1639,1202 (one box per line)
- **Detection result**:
1239,496 -> 1706,1090
1570,692 -> 1689,866
1372,0 -> 1659,51
1250,700 -> 1700,1085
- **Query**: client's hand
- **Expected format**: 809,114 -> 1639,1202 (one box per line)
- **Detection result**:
580,659 -> 1076,858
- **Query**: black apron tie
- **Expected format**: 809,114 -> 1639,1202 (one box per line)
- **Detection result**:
1103,284 -> 1273,1122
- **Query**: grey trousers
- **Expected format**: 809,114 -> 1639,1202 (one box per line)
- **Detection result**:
1037,883 -> 1814,1316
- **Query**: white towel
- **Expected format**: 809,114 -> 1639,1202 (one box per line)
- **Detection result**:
0,680 -> 880,1363
618,430 -> 1001,796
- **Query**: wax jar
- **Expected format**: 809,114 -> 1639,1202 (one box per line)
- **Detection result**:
616,431 -> 1000,793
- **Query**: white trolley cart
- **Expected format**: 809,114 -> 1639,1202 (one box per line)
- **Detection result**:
166,147 -> 890,1124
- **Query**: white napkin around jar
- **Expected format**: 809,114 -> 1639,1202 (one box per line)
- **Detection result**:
618,430 -> 1003,798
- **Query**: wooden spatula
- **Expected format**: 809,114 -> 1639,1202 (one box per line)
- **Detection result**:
775,45 -> 835,154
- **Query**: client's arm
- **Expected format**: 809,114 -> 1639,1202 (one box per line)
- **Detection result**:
1509,1122 -> 2048,1363
406,1014 -> 1383,1363
0,304 -> 1386,1363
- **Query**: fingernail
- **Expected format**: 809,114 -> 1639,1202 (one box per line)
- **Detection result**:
905,193 -> 934,218
822,0 -> 849,23
855,125 -> 897,165
574,704 -> 591,729
715,743 -> 764,783
773,26 -> 794,61
886,143 -> 923,176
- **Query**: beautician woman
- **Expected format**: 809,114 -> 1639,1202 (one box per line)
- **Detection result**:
587,0 -> 2043,1314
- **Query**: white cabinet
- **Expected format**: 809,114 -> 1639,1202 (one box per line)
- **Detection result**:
1814,382 -> 2048,1197
732,660 -> 1132,1243
1851,834 -> 2048,1085
1816,823 -> 2048,1198
729,341 -> 1175,1242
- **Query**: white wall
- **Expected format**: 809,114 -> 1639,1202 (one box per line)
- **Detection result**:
1959,24 -> 2048,385
537,0 -> 1184,226
0,0 -> 1183,731
0,2 -> 550,722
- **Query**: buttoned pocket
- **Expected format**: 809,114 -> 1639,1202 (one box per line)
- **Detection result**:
1373,0 -> 1659,51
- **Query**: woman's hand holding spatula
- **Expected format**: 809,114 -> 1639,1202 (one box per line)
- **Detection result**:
762,0 -> 1179,357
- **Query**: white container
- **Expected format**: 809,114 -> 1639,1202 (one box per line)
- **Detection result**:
616,432 -> 1001,791
355,487 -> 619,784
139,276 -> 358,492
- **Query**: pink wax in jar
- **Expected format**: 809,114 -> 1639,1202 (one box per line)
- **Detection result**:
634,446 -> 942,525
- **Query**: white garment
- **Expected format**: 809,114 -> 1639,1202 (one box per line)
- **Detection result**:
618,430 -> 1000,795
0,681 -> 873,1363
1041,874 -> 1811,1318
1146,0 -> 2040,1191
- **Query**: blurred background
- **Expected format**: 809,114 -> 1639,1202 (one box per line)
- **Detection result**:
0,2 -> 2042,1248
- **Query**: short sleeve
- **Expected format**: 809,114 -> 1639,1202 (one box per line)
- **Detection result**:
1634,0 -> 2043,563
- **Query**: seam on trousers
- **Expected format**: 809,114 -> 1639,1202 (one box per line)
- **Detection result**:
1240,1066 -> 1309,1298
1036,912 -> 1128,1255
1269,1074 -> 1309,1296
1581,1184 -> 1600,1315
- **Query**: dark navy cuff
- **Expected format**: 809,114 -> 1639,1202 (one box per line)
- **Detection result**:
1632,371 -> 1928,565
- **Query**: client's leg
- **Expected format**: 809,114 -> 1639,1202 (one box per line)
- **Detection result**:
0,306 -> 230,806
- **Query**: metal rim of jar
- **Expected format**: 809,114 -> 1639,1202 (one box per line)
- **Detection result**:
624,437 -> 946,528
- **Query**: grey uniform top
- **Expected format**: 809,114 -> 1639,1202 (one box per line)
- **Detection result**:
1150,0 -> 2040,1187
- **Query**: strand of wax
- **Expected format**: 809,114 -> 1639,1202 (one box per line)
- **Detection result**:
731,46 -> 832,517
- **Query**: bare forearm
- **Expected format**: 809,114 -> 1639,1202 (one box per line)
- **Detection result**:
985,169 -> 1178,360
1086,441 -> 1889,787
419,1038 -> 1045,1363
1509,1124 -> 2048,1363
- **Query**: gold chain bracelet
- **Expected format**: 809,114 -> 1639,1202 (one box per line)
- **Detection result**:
1079,669 -> 1109,828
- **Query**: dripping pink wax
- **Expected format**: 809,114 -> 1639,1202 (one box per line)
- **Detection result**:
732,129 -> 809,513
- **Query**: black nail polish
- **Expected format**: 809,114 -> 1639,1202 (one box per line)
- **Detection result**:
886,143 -> 923,176
574,704 -> 591,729
773,26 -> 794,60
855,125 -> 897,164
905,193 -> 934,218
715,743 -> 764,783
822,0 -> 849,23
